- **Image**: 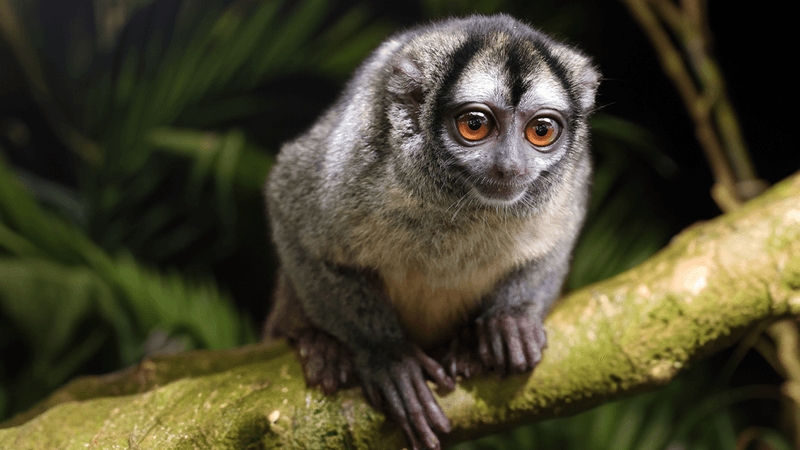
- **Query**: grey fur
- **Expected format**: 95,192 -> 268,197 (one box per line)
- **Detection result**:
265,14 -> 599,449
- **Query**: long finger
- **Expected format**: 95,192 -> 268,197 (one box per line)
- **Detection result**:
380,378 -> 423,450
477,318 -> 492,368
409,364 -> 451,434
396,369 -> 441,450
412,346 -> 454,391
488,317 -> 506,373
364,383 -> 383,410
518,315 -> 541,368
319,339 -> 340,393
501,315 -> 525,372
535,321 -> 548,350
444,340 -> 459,378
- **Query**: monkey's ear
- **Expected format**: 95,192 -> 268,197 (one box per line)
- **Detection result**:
575,64 -> 601,112
386,56 -> 425,107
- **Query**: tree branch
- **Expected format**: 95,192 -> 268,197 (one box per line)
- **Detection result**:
619,0 -> 766,207
1,171 -> 799,450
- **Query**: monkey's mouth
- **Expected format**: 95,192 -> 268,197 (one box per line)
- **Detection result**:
471,182 -> 528,205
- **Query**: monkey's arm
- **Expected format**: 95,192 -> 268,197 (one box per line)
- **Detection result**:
470,244 -> 572,377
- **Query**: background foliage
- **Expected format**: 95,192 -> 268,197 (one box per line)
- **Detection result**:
0,0 -> 796,448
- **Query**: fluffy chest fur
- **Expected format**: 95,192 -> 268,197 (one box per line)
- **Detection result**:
326,168 -> 583,346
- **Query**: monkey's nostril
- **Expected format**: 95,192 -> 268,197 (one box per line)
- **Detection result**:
490,164 -> 525,181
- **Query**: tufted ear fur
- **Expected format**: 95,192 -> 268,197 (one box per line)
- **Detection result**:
575,62 -> 601,112
386,55 -> 425,108
385,55 -> 427,131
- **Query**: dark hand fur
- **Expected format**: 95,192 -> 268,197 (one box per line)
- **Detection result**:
264,14 -> 599,450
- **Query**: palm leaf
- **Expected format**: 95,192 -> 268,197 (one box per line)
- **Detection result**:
0,149 -> 254,416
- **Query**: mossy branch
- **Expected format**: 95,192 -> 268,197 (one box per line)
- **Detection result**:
1,172 -> 799,450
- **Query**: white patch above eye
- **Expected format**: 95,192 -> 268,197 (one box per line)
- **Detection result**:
519,75 -> 571,112
450,58 -> 572,113
451,64 -> 507,106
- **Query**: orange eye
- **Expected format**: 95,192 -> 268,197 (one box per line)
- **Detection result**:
456,111 -> 493,141
526,117 -> 561,147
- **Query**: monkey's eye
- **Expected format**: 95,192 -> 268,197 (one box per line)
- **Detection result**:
526,117 -> 561,148
455,111 -> 493,141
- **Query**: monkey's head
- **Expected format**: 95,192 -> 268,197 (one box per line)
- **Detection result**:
382,14 -> 600,215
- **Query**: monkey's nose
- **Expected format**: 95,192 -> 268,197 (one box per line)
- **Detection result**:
490,163 -> 526,181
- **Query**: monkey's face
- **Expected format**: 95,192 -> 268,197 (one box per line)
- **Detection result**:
430,39 -> 596,210
442,99 -> 569,206
384,24 -> 599,212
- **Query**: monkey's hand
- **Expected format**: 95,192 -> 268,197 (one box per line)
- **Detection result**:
360,345 -> 455,450
476,309 -> 547,376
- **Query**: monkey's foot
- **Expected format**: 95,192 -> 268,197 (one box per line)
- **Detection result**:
361,345 -> 455,450
439,329 -> 486,380
297,328 -> 355,394
475,312 -> 547,376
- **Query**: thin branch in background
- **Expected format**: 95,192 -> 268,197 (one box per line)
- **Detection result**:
620,0 -> 766,212
620,2 -> 798,447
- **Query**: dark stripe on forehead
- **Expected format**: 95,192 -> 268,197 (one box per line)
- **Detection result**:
535,39 -> 579,115
428,35 -> 484,194
432,35 -> 483,121
505,40 -> 533,108
532,36 -> 586,160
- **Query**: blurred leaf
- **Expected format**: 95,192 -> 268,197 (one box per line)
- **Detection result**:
11,167 -> 86,225
146,127 -> 272,192
310,6 -> 391,77
90,0 -> 352,154
92,0 -> 162,52
753,429 -> 798,450
0,257 -> 131,378
70,0 -> 383,272
0,155 -> 90,264
112,251 -> 255,350
0,148 -> 254,417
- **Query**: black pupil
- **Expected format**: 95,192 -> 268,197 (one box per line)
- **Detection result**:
468,117 -> 483,130
535,123 -> 550,136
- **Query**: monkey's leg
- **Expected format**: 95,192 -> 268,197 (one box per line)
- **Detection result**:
275,251 -> 455,450
264,269 -> 356,394
296,327 -> 356,394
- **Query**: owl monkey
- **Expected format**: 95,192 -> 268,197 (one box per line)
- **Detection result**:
264,14 -> 600,450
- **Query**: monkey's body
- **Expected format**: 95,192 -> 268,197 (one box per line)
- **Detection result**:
265,14 -> 599,449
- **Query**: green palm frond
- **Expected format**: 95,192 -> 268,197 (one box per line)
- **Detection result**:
88,0 -> 385,158
0,149 -> 253,415
75,0 -> 388,267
